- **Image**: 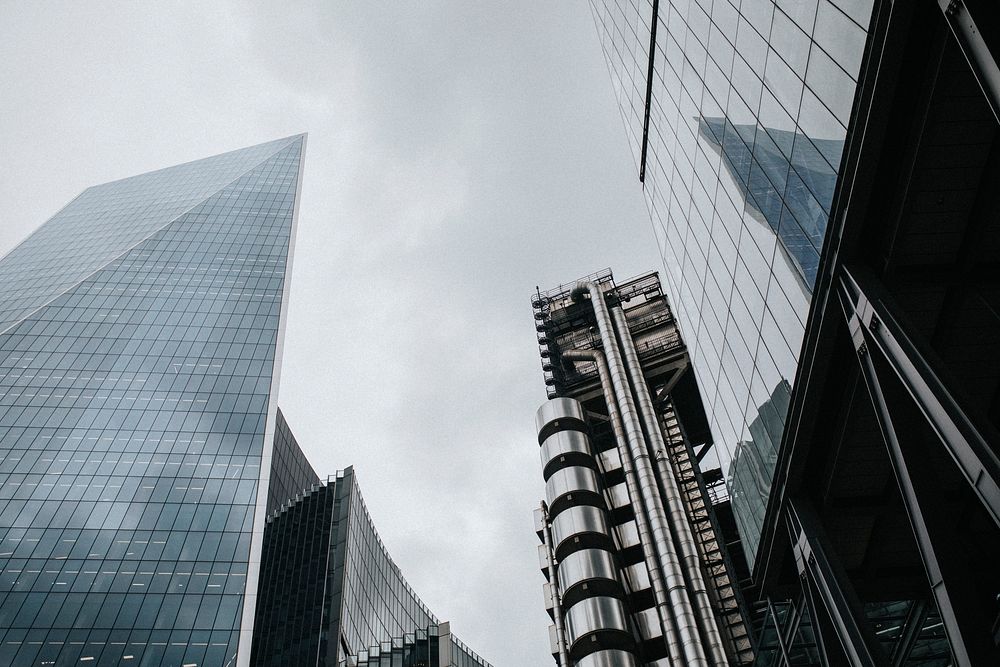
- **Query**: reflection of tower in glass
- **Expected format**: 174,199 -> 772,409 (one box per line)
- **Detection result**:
698,118 -> 844,288
728,379 -> 792,557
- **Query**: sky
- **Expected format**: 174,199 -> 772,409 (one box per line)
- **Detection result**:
0,2 -> 662,664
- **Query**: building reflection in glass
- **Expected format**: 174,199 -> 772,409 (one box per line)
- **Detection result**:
699,117 -> 842,289
695,117 -> 845,557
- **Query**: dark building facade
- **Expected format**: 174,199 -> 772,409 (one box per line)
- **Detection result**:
0,139 -> 491,667
588,0 -> 1000,665
253,451 -> 490,667
532,270 -> 753,666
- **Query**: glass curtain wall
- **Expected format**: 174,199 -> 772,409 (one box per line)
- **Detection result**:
0,136 -> 304,665
589,0 -> 875,563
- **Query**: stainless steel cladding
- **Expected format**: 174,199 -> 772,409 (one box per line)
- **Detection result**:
574,649 -> 640,667
545,466 -> 602,514
540,430 -> 594,478
535,397 -> 587,440
563,596 -> 632,654
561,345 -> 678,662
557,548 -> 621,607
612,306 -> 728,667
550,504 -> 612,559
534,395 -> 640,666
573,281 -> 703,667
633,607 -> 666,642
533,271 -> 750,666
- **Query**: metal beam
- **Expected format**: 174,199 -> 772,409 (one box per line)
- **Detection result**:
653,361 -> 688,403
840,266 -> 1000,529
786,498 -> 889,667
766,599 -> 793,666
837,273 -> 985,665
890,600 -> 928,667
638,0 -> 660,183
694,442 -> 714,463
937,0 -> 1000,123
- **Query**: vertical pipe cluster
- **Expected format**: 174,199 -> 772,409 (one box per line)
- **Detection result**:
566,281 -> 728,667
611,306 -> 730,667
535,398 -> 638,667
560,348 -> 678,664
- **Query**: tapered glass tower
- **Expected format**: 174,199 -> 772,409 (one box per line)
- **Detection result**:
0,135 -> 305,666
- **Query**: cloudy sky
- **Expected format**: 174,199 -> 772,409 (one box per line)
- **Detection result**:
0,2 -> 662,663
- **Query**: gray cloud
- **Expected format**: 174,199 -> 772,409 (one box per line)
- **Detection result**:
0,2 -> 660,663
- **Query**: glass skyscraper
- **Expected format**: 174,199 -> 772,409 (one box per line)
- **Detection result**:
0,136 -> 304,666
588,0 -> 873,563
588,1 -> 1000,663
0,137 -> 492,667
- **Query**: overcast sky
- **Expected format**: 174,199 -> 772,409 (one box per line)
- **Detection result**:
0,3 -> 662,663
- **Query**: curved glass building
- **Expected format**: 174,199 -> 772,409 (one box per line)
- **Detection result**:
253,462 -> 491,667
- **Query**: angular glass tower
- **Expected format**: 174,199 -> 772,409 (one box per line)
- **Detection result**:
0,135 -> 306,666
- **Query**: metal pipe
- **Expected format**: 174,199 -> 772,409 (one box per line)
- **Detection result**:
611,305 -> 729,667
541,502 -> 571,667
562,348 -> 680,667
571,281 -> 707,667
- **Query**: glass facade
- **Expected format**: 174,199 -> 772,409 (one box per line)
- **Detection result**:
589,0 -> 874,564
265,409 -> 319,516
347,624 -> 489,667
0,135 -> 305,665
252,467 -> 492,667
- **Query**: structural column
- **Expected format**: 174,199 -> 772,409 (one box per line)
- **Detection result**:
838,267 -> 999,665
784,498 -> 888,667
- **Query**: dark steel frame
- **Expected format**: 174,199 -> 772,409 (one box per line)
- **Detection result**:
748,0 -> 1000,664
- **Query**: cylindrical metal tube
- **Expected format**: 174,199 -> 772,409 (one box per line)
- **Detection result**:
611,305 -> 729,667
541,502 -> 571,667
563,595 -> 632,643
571,281 -> 707,666
562,348 -> 679,667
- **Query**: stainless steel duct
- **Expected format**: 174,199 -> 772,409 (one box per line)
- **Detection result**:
535,397 -> 640,667
610,305 -> 729,667
546,466 -> 602,515
563,596 -> 633,653
540,503 -> 571,667
575,649 -> 639,667
570,281 -> 708,667
561,347 -> 679,667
